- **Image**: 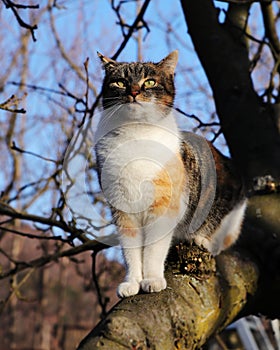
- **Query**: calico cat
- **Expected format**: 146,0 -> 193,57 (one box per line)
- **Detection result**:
95,50 -> 247,298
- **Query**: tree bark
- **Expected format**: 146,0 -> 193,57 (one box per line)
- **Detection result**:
78,250 -> 258,350
180,0 -> 280,185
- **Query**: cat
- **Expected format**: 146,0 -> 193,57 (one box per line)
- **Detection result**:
95,50 -> 247,298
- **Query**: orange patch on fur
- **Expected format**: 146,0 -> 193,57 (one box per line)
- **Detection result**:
223,235 -> 234,249
150,153 -> 186,217
114,211 -> 138,237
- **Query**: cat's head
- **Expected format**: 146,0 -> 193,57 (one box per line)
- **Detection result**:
98,51 -> 178,111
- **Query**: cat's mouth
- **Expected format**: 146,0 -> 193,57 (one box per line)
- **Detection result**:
125,95 -> 144,106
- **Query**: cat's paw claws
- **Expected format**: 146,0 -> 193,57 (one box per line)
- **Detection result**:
140,277 -> 167,293
117,281 -> 140,298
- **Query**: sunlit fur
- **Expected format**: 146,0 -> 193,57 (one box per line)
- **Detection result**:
98,51 -> 177,114
95,51 -> 247,298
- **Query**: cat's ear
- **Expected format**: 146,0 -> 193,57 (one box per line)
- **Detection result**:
157,50 -> 178,75
97,52 -> 117,69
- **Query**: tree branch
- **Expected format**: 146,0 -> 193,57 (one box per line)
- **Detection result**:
0,94 -> 26,113
0,201 -> 91,241
261,2 -> 280,58
0,239 -> 110,280
180,0 -> 280,187
77,246 -> 259,349
2,0 -> 39,41
77,192 -> 280,348
111,0 -> 151,60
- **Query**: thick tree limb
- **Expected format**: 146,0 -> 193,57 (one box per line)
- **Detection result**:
77,194 -> 280,349
78,250 -> 258,350
180,0 -> 280,185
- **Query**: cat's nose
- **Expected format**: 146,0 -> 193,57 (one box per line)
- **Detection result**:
131,91 -> 139,97
130,88 -> 140,98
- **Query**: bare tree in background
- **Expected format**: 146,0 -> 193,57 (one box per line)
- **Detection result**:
0,1 -> 280,349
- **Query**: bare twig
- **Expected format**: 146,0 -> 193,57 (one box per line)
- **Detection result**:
91,251 -> 110,319
48,6 -> 97,95
2,0 -> 39,41
11,141 -> 58,164
175,107 -> 220,128
0,239 -> 110,280
0,225 -> 70,242
111,0 -> 151,60
0,201 -> 85,239
261,2 -> 280,57
0,94 -> 26,113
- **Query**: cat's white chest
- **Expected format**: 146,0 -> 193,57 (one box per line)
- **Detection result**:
95,107 -> 181,214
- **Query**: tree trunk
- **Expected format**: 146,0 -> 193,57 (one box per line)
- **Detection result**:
180,0 -> 280,185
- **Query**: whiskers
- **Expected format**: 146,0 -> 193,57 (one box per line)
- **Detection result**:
97,98 -> 171,132
102,96 -> 123,109
97,102 -> 123,134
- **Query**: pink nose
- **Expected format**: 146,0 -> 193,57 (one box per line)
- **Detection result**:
130,90 -> 140,97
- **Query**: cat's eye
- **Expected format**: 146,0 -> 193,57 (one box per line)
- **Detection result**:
112,81 -> 126,88
144,79 -> 157,88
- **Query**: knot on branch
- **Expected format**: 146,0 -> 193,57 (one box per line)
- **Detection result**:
251,175 -> 280,195
168,241 -> 216,278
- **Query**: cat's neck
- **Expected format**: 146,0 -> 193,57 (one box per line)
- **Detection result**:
96,103 -> 180,145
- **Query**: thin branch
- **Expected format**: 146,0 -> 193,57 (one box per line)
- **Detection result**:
261,2 -> 280,57
2,0 -> 39,9
2,0 -> 39,41
0,94 -> 26,113
11,141 -> 58,164
0,225 -> 69,242
9,81 -> 72,97
91,251 -> 110,319
0,201 -> 84,239
0,200 -> 118,250
9,81 -> 88,116
6,176 -> 53,205
175,107 -> 220,128
48,6 -> 97,95
111,0 -> 151,60
79,57 -> 92,126
0,239 -> 110,280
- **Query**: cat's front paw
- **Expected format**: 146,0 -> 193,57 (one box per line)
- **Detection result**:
117,281 -> 140,298
140,277 -> 167,293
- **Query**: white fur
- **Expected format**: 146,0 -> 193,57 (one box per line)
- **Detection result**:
96,104 -> 185,297
96,104 -> 183,217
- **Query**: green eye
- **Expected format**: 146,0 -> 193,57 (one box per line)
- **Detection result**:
113,81 -> 126,88
144,79 -> 156,88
